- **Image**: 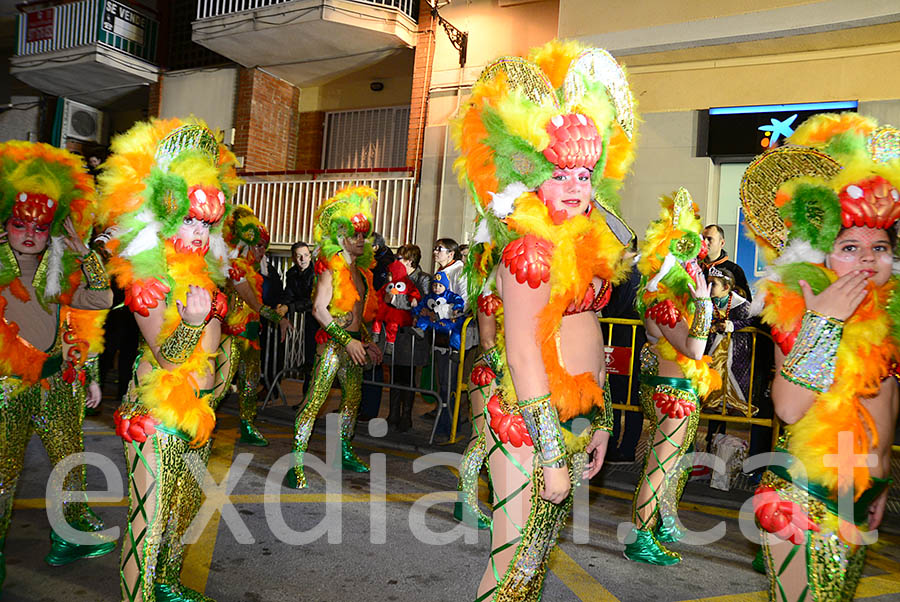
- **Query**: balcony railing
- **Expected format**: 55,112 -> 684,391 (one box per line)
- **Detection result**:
196,0 -> 418,23
16,0 -> 158,63
235,172 -> 418,248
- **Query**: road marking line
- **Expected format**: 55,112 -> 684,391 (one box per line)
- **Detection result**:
549,547 -> 619,601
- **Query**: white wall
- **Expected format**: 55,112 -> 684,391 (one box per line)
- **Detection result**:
0,96 -> 41,142
159,67 -> 237,139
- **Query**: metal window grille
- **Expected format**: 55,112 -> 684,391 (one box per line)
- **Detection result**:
322,106 -> 410,170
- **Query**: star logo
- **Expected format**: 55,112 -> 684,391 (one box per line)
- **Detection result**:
758,114 -> 798,148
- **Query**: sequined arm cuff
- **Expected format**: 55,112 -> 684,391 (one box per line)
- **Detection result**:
688,297 -> 713,340
85,355 -> 100,385
80,250 -> 110,290
360,322 -> 372,344
159,320 -> 205,364
592,385 -> 614,435
518,393 -> 567,468
482,345 -> 503,378
259,305 -> 281,324
781,310 -> 843,393
325,321 -> 353,347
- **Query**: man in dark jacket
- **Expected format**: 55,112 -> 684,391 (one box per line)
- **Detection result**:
701,224 -> 751,301
279,242 -> 317,395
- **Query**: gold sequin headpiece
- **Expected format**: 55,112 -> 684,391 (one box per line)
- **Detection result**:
741,112 -> 900,255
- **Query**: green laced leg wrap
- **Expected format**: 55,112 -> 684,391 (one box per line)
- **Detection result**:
120,425 -> 213,602
632,380 -> 700,534
476,413 -> 586,602
457,374 -> 491,527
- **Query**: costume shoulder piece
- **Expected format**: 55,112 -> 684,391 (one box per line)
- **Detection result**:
636,187 -> 721,399
741,112 -> 900,496
313,186 -> 378,321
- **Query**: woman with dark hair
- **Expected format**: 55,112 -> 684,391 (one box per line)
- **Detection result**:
433,237 -> 465,297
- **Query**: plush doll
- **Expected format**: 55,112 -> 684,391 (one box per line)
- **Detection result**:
372,260 -> 421,343
414,271 -> 465,348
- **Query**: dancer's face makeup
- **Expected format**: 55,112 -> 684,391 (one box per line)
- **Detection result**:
537,167 -> 593,223
827,226 -> 893,286
6,217 -> 50,254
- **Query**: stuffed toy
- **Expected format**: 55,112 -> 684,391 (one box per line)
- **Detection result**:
372,260 -> 421,343
414,271 -> 465,348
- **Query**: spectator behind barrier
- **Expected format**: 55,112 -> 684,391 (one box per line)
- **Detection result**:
279,242 -> 317,395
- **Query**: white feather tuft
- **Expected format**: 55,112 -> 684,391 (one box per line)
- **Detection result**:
43,236 -> 66,299
646,254 -> 676,292
121,221 -> 162,258
473,219 -> 491,244
488,182 -> 530,219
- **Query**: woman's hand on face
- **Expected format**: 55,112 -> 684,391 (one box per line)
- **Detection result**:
176,285 -> 212,326
799,271 -> 869,322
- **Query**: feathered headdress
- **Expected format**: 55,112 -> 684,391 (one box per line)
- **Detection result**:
223,204 -> 269,256
636,188 -> 706,316
0,141 -> 96,302
313,185 -> 376,266
741,112 -> 900,262
453,39 -> 637,304
98,118 -> 240,292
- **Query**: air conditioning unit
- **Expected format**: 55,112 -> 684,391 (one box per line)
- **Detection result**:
61,99 -> 105,144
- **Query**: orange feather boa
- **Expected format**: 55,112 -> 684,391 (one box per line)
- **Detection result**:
505,194 -> 626,420
760,272 -> 899,498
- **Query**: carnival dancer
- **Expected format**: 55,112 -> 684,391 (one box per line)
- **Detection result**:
453,40 -> 635,600
0,141 -> 115,591
98,118 -> 237,602
626,189 -> 718,565
220,205 -> 292,446
741,113 -> 900,601
285,186 -> 382,489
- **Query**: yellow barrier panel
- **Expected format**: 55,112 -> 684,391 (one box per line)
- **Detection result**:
599,317 -> 782,451
444,315 -> 784,450
447,315 -> 474,445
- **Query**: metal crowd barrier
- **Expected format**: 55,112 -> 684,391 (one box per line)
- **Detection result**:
599,317 -> 782,450
258,308 -> 474,445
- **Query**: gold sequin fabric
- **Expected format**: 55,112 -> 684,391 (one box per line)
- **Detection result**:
80,251 -> 110,290
489,457 -> 587,602
232,337 -> 261,422
119,396 -> 214,602
739,145 -> 842,251
759,472 -> 868,602
159,321 -> 205,364
291,339 -> 363,478
0,373 -> 101,544
478,57 -> 558,107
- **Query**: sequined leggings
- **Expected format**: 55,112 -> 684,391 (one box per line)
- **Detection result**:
632,377 -> 700,531
0,375 -> 99,547
457,360 -> 490,526
476,426 -> 587,602
119,422 -> 213,602
230,336 -> 261,423
291,339 -> 362,458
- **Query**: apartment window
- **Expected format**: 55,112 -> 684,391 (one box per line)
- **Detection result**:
322,106 -> 409,170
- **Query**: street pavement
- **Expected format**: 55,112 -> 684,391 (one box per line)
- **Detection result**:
5,389 -> 900,602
